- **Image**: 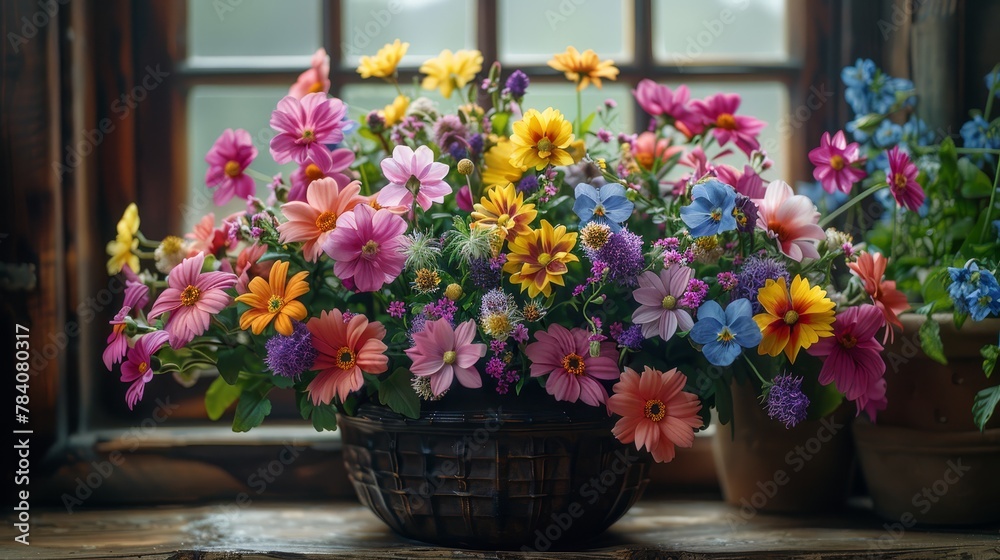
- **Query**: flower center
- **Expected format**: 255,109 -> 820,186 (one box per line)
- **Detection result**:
496,213 -> 511,228
267,295 -> 284,313
710,207 -> 723,222
304,163 -> 325,182
593,204 -> 606,217
138,362 -> 149,374
783,310 -> 799,325
840,333 -> 858,349
302,129 -> 315,141
405,175 -> 422,193
443,350 -> 457,364
733,208 -> 748,227
315,211 -> 337,232
180,285 -> 201,306
224,160 -> 242,178
307,81 -> 324,94
361,240 -> 380,258
892,172 -> 908,189
661,295 -> 677,309
536,137 -> 553,155
335,346 -> 356,370
644,399 -> 666,422
715,113 -> 737,130
829,154 -> 845,171
561,353 -> 586,376
161,235 -> 184,255
537,252 -> 552,266
717,327 -> 735,343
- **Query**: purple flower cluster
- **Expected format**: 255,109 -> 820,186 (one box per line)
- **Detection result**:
609,322 -> 643,350
516,174 -> 539,194
264,322 -> 317,379
388,300 -> 407,318
470,257 -> 502,289
717,272 -> 738,291
505,70 -> 530,98
424,297 -> 457,323
734,255 -> 791,313
511,323 -> 529,343
589,229 -> 645,286
765,374 -> 810,428
679,278 -> 709,309
486,356 -> 519,394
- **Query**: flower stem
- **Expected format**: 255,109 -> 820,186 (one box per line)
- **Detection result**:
979,162 -> 1000,243
576,85 -> 583,136
245,167 -> 274,183
818,182 -> 886,228
742,354 -> 770,387
984,63 -> 1000,122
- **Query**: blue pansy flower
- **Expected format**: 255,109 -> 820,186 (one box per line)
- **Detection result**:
690,299 -> 762,366
573,183 -> 634,232
680,179 -> 737,238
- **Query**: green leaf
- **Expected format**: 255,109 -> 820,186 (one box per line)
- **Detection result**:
490,112 -> 510,136
918,317 -> 948,365
310,403 -> 339,432
972,385 -> 1000,431
205,376 -> 242,421
958,158 -> 995,198
935,137 -> 959,192
215,346 -> 249,385
232,390 -> 272,432
269,374 -> 295,389
297,390 -> 314,421
377,368 -> 421,419
580,112 -> 597,136
982,344 -> 1000,378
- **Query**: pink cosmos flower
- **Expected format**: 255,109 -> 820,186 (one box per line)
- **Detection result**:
307,309 -> 388,405
691,93 -> 764,156
289,48 -> 331,99
754,180 -> 824,261
808,130 -> 867,194
807,304 -> 886,402
524,323 -> 620,407
269,92 -> 348,168
607,366 -> 703,463
406,318 -> 487,396
204,128 -> 258,206
148,252 -> 237,347
288,147 -> 355,202
278,178 -> 365,262
886,146 -> 925,212
185,213 -> 234,257
855,377 -> 888,423
324,204 -> 407,292
377,145 -> 452,211
715,164 -> 766,199
633,79 -> 696,131
120,330 -> 170,410
631,267 -> 695,341
103,279 -> 150,370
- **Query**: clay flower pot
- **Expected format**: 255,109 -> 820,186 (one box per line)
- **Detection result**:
338,385 -> 653,550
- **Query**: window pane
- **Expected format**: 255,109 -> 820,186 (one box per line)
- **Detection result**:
185,86 -> 288,231
187,0 -> 322,66
499,0 -> 632,65
653,0 -> 788,65
341,0 -> 476,67
522,83 -> 633,133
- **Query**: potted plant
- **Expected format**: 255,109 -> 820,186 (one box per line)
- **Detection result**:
802,59 -> 1000,524
103,42 -> 896,548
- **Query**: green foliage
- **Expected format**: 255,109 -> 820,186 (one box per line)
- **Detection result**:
377,368 -> 421,419
982,344 -> 1000,379
918,317 -> 948,365
205,376 -> 242,421
972,385 -> 1000,431
232,389 -> 272,432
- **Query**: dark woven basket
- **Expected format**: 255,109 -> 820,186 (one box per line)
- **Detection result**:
339,384 -> 653,550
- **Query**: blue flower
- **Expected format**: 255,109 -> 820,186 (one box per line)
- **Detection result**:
840,58 -> 914,115
690,299 -> 762,366
903,116 -> 935,147
960,115 -> 1000,165
873,120 -> 902,149
948,261 -> 1000,320
680,179 -> 737,238
573,183 -> 634,232
985,69 -> 1000,98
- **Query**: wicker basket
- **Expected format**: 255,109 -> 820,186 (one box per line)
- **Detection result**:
339,385 -> 652,550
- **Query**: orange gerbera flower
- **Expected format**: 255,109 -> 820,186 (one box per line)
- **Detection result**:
307,309 -> 388,405
503,220 -> 579,298
548,46 -> 619,91
753,275 -> 836,363
235,260 -> 309,336
847,251 -> 909,343
471,183 -> 537,242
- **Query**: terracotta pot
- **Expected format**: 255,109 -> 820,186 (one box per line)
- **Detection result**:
712,381 -> 854,513
853,419 -> 1000,525
880,313 -> 1000,431
338,385 -> 652,550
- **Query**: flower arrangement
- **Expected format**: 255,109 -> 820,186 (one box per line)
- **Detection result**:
803,59 -> 1000,430
104,43 -> 903,464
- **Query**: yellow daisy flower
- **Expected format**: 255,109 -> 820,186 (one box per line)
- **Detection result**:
548,46 -> 620,91
510,108 -> 575,170
235,260 -> 310,336
381,94 -> 409,126
471,183 -> 538,242
503,220 -> 579,298
753,275 -> 836,363
357,39 -> 408,79
419,49 -> 483,99
106,203 -> 140,275
482,139 -> 527,187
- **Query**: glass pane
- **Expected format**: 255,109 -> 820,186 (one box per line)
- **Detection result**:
185,85 -> 290,231
499,0 -> 632,65
187,0 -> 322,65
522,83 -> 633,133
341,0 -> 476,67
653,0 -> 788,64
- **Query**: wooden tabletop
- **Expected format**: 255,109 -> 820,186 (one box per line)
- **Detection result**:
3,499 -> 999,559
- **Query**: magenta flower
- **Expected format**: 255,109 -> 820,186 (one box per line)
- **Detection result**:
886,146 -> 925,212
103,279 -> 151,370
754,180 -> 824,262
120,330 -> 170,410
691,93 -> 764,156
633,79 -> 694,127
855,377 -> 888,423
525,324 -> 621,407
808,130 -> 867,194
148,252 -> 237,347
324,204 -> 407,292
288,147 -> 355,202
377,145 -> 452,211
715,164 -> 766,199
631,267 -> 695,341
205,128 -> 258,206
807,304 -> 886,402
269,92 -> 348,168
288,48 -> 331,99
406,318 -> 487,396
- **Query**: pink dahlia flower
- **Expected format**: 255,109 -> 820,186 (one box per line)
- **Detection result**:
288,147 -> 355,202
148,252 -> 237,347
886,146 -> 925,212
103,279 -> 150,370
205,128 -> 258,206
807,304 -> 886,402
715,164 -> 766,199
324,204 -> 407,292
754,180 -> 824,262
185,213 -> 235,258
288,48 -> 331,99
406,318 -> 487,397
269,92 -> 348,168
631,267 -> 695,342
377,145 -> 452,211
307,309 -> 388,405
525,323 -> 621,407
120,330 -> 170,410
691,93 -> 764,156
278,178 -> 365,262
633,79 -> 693,124
808,130 -> 867,194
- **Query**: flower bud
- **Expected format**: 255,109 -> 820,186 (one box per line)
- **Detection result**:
457,158 -> 475,175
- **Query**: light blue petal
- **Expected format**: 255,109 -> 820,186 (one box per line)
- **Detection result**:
725,298 -> 753,323
602,196 -> 635,222
573,196 -> 596,221
698,300 -> 727,324
690,317 -> 723,345
729,316 -> 763,348
575,183 -> 600,201
598,183 -> 627,202
703,339 -> 741,367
